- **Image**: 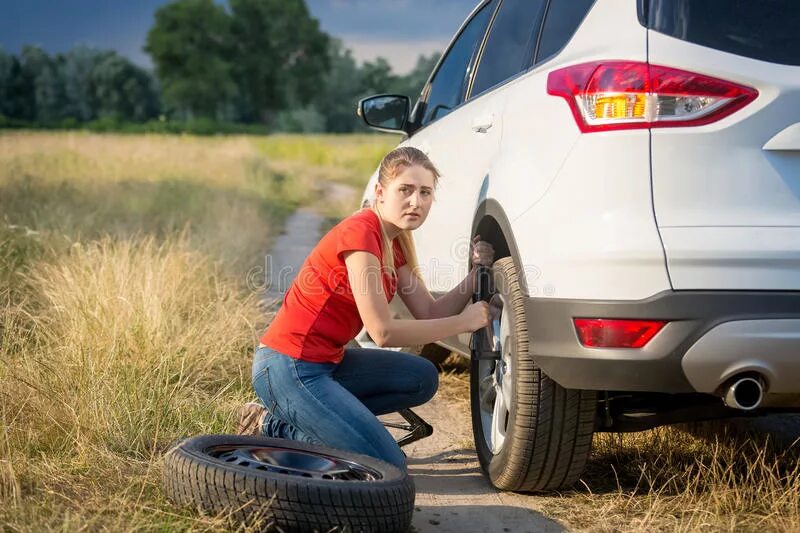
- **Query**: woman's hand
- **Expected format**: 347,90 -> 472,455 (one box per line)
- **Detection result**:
460,301 -> 491,332
470,234 -> 495,268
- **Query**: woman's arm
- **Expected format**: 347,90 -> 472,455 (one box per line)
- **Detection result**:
429,266 -> 476,319
396,264 -> 476,320
396,235 -> 493,320
344,250 -> 488,347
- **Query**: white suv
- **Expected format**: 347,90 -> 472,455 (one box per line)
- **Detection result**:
356,0 -> 800,492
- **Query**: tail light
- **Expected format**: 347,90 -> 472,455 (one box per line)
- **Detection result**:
573,318 -> 667,349
547,61 -> 758,133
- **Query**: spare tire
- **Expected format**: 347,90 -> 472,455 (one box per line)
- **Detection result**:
163,434 -> 415,532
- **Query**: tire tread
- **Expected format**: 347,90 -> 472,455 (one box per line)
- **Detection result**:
162,435 -> 414,532
472,257 -> 597,492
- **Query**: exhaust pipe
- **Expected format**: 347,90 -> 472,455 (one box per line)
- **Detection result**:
722,375 -> 765,411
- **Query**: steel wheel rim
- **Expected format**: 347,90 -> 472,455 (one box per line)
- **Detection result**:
207,444 -> 383,481
478,293 -> 513,454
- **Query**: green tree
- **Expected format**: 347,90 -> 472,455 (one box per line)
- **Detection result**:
59,46 -> 104,121
145,0 -> 236,119
20,46 -> 64,123
92,51 -> 160,121
312,39 -> 366,132
2,57 -> 34,121
311,47 -> 442,133
0,47 -> 13,117
359,57 -> 397,96
229,0 -> 329,123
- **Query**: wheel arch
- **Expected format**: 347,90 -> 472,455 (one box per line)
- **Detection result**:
471,198 -> 529,297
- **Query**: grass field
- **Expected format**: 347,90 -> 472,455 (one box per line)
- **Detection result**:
1,131 -> 799,532
0,131 -> 394,531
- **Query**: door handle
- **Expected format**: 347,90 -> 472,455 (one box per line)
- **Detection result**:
471,113 -> 494,133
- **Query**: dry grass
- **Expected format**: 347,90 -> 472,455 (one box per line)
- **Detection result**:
436,353 -> 470,408
0,131 -> 392,531
255,134 -> 396,188
255,134 -> 398,222
0,132 -> 327,275
546,424 -> 800,532
0,235 -> 262,530
427,358 -> 800,532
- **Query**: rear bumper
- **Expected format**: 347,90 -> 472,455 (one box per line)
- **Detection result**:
526,290 -> 800,394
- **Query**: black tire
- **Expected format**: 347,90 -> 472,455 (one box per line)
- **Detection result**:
469,257 -> 597,492
163,434 -> 415,532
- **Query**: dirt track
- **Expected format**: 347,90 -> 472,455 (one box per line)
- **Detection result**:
383,397 -> 564,533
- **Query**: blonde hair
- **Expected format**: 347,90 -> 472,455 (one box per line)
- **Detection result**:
370,146 -> 440,281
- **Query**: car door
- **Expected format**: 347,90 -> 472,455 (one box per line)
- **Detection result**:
354,3 -> 498,347
410,0 -> 549,297
398,1 -> 499,294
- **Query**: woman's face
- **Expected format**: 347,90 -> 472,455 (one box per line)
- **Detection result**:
375,164 -> 436,235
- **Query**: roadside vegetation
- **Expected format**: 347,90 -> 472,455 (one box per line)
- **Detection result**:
0,131 -> 390,530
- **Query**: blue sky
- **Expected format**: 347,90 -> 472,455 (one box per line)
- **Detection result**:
0,0 -> 478,74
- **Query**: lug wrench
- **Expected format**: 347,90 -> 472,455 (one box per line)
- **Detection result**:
470,264 -> 501,361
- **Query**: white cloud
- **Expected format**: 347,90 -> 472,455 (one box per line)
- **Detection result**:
344,36 -> 447,74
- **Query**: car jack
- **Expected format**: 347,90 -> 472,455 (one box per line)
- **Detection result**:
384,408 -> 434,448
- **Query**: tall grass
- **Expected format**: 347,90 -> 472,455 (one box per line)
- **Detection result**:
255,134 -> 397,188
1,235 -> 259,530
0,132 -> 327,274
0,131 -> 391,530
558,426 -> 800,532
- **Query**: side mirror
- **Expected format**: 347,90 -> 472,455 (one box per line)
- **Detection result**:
357,94 -> 410,133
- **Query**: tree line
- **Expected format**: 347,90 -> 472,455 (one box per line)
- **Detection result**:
0,0 -> 438,133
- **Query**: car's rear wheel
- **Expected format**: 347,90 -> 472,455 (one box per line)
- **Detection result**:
470,257 -> 597,492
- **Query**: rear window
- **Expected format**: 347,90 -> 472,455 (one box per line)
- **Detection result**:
641,0 -> 800,66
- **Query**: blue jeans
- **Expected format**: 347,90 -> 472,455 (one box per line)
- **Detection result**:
251,345 -> 439,470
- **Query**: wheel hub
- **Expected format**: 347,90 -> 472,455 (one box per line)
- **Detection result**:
207,444 -> 382,481
477,293 -> 514,454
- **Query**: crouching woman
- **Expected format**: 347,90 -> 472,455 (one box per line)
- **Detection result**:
238,146 -> 494,470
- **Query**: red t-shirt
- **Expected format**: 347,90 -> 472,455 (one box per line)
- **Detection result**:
259,208 -> 407,364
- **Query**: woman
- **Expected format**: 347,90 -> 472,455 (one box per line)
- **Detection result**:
238,146 -> 494,470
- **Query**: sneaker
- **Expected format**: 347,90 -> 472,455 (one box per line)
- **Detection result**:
236,402 -> 267,436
